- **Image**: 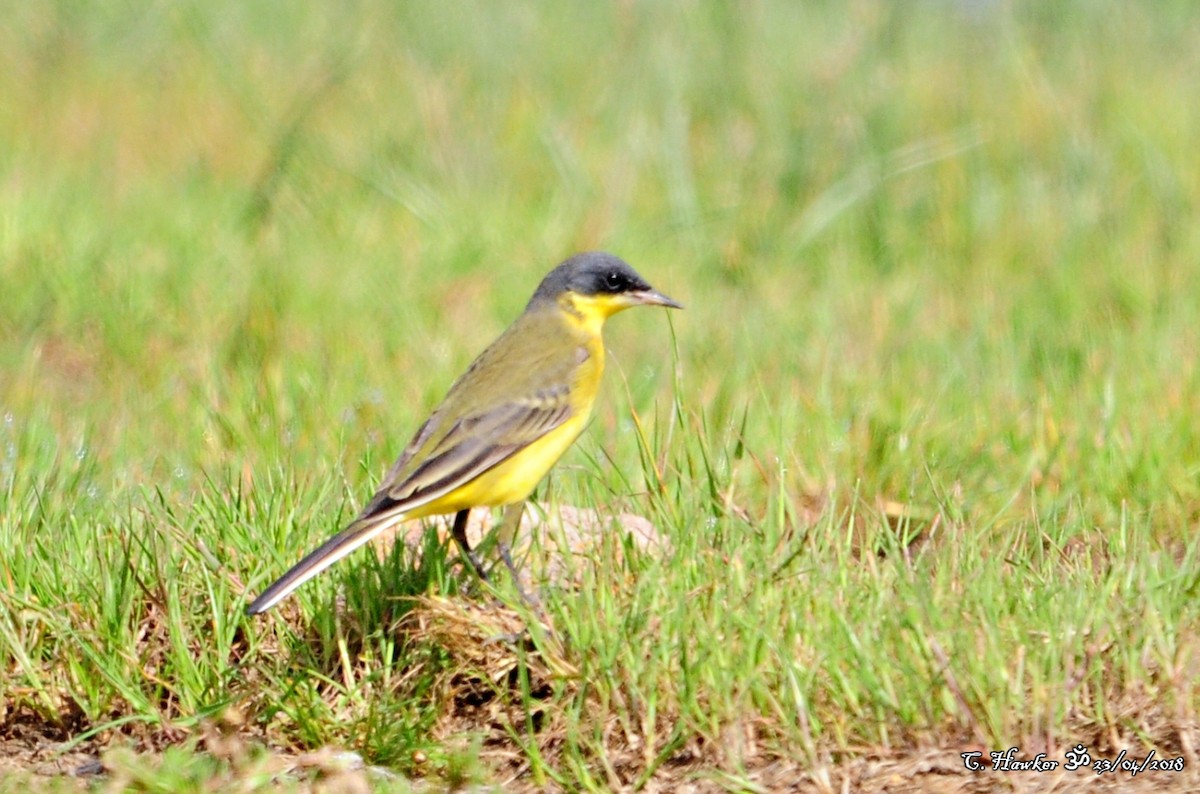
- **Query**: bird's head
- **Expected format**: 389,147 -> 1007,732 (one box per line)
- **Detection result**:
529,251 -> 683,319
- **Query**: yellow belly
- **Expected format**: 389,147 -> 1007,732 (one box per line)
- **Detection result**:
430,409 -> 591,512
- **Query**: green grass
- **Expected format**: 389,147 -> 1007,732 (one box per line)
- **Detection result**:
3,1 -> 1200,790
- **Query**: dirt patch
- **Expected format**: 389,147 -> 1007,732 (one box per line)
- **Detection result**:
732,751 -> 1197,793
4,733 -> 1197,793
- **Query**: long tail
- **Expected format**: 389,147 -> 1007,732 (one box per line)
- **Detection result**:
245,511 -> 407,615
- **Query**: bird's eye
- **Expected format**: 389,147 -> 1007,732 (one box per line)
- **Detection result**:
605,271 -> 623,290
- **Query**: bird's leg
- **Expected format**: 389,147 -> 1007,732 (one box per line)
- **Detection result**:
496,503 -> 541,609
451,509 -> 489,582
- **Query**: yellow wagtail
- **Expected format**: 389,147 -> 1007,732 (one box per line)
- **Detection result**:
246,251 -> 681,614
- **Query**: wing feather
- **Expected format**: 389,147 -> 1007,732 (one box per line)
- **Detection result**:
364,392 -> 573,516
246,306 -> 592,615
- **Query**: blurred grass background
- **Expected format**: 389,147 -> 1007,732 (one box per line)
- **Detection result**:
2,0 -> 1200,789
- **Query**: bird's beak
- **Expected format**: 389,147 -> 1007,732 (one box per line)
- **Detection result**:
630,289 -> 684,310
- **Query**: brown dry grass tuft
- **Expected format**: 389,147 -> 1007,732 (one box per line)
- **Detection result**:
405,595 -> 573,777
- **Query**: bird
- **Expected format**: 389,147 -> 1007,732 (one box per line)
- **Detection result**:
245,251 -> 682,614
